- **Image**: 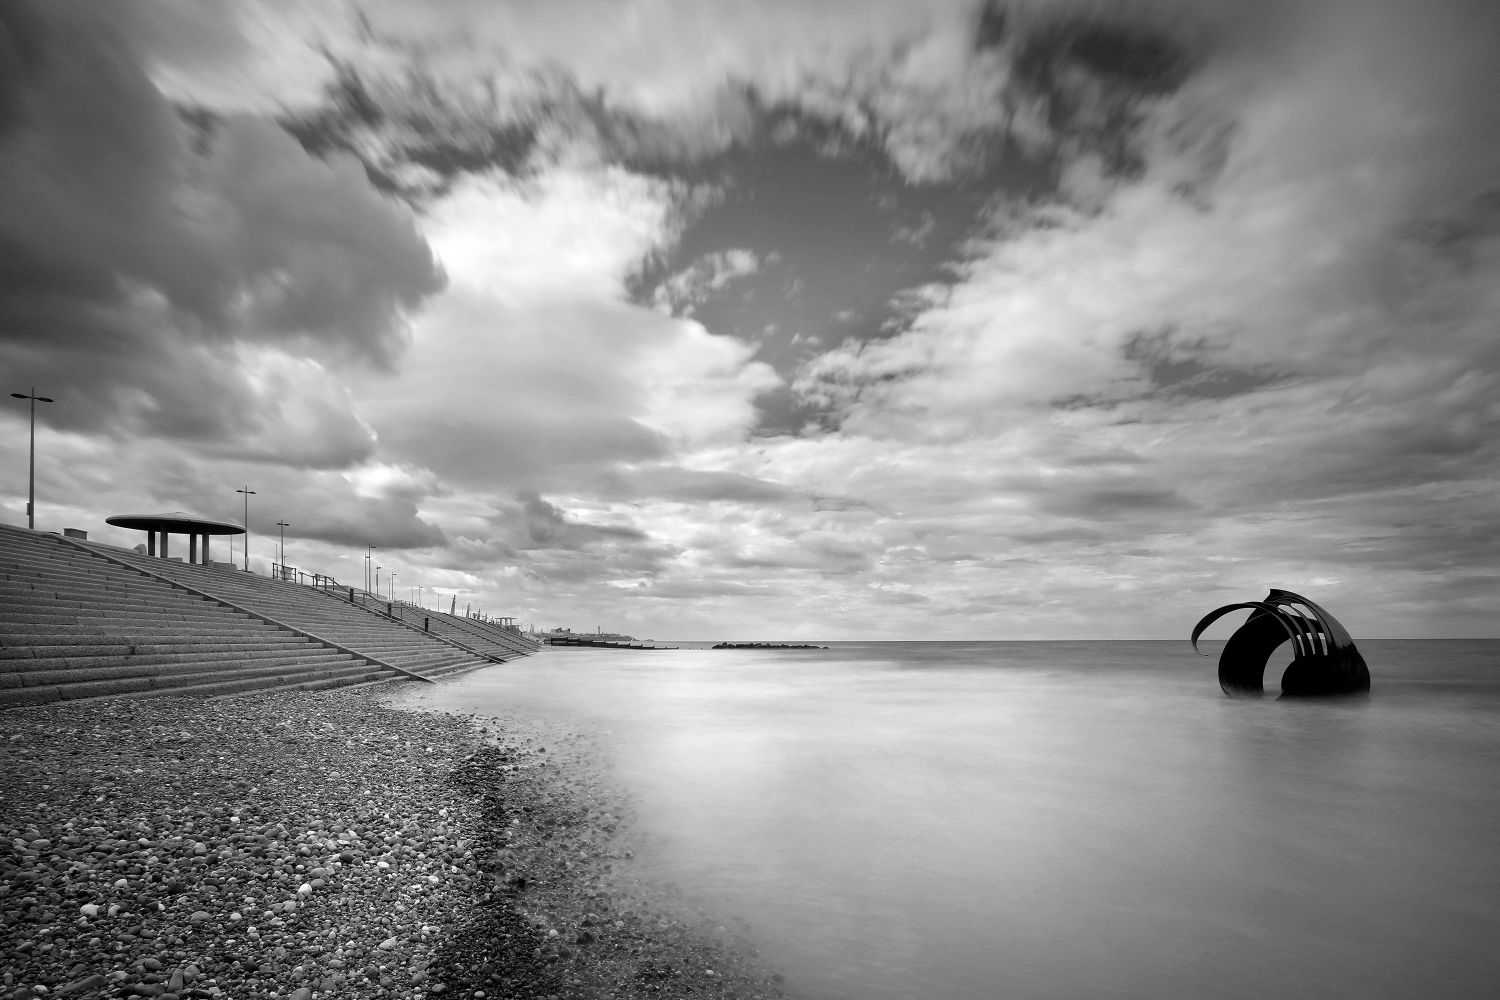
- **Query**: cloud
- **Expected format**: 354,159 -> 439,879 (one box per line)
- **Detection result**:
509,491 -> 648,551
0,0 -> 443,463
651,248 -> 764,316
471,492 -> 680,587
423,166 -> 692,301
193,1 -> 1212,188
7,0 -> 1499,640
364,166 -> 778,493
598,467 -> 793,505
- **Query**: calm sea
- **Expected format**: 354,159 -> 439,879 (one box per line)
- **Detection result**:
400,639 -> 1500,1000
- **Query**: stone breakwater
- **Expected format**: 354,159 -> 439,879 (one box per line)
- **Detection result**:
0,690 -> 790,1000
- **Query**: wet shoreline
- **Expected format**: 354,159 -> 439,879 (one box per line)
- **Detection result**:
0,688 -> 789,999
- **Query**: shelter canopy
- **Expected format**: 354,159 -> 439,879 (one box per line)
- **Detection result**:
105,511 -> 242,564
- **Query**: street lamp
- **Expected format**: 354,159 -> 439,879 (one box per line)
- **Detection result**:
375,564 -> 381,596
389,572 -> 397,602
9,387 -> 54,530
276,520 -> 290,576
364,545 -> 377,595
235,486 -> 255,571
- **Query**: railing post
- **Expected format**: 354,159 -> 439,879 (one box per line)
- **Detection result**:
348,587 -> 354,603
424,617 -> 430,632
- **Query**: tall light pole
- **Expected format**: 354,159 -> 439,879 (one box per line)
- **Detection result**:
364,545 -> 377,595
9,388 -> 54,530
389,572 -> 397,602
276,520 -> 290,576
236,486 -> 255,571
375,564 -> 381,596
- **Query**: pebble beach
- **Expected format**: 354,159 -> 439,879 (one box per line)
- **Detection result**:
0,687 -> 790,1000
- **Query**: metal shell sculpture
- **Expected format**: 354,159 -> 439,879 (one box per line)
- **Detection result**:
1191,589 -> 1370,697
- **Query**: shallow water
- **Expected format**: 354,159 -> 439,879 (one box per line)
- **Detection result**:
411,639 -> 1500,999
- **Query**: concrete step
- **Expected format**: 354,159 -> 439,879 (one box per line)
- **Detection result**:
0,606 -> 255,625
336,646 -> 477,667
0,575 -> 198,596
0,592 -> 253,615
1,651 -> 359,689
0,636 -> 316,659
421,660 -> 495,680
119,663 -> 402,700
0,623 -> 281,641
2,646 -> 352,678
0,561 -> 159,584
9,660 -> 399,707
0,573 -> 217,594
33,626 -> 296,644
58,542 -> 515,675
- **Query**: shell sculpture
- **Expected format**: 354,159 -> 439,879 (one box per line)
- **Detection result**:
1191,589 -> 1371,697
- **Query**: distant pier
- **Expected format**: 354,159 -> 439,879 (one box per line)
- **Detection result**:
712,642 -> 828,650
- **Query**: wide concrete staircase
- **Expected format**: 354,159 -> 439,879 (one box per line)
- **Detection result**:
447,614 -> 542,655
385,603 -> 541,660
0,523 -> 406,707
76,542 -> 513,682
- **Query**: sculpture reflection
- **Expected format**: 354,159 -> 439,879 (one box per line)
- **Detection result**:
1191,589 -> 1371,697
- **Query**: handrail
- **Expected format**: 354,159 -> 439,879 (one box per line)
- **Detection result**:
54,536 -> 435,684
313,583 -> 520,665
417,606 -> 535,655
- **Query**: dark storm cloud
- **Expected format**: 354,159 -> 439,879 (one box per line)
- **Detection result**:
280,497 -> 446,551
0,0 -> 443,460
455,492 -> 680,587
510,492 -> 649,551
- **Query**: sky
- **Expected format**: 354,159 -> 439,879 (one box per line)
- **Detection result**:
2,0 -> 1498,640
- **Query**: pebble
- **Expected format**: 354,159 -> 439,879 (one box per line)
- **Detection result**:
0,691 -> 790,1000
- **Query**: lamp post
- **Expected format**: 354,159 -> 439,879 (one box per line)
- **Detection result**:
235,486 -> 255,571
375,564 -> 381,596
276,520 -> 290,577
9,388 -> 54,530
390,572 -> 397,602
364,545 -> 377,595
